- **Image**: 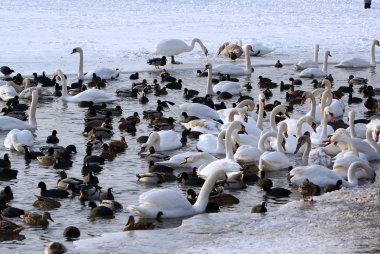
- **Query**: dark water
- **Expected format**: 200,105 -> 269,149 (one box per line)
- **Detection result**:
0,63 -> 378,253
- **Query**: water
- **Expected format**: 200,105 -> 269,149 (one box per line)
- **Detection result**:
1,63 -> 379,253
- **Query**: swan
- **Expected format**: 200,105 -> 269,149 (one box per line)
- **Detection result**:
217,99 -> 255,123
319,80 -> 345,118
213,45 -> 254,76
181,119 -> 222,135
259,122 -> 292,171
156,151 -> 217,169
19,79 -> 54,100
0,90 -> 38,131
346,111 -> 367,139
168,102 -> 220,121
289,161 -> 375,189
268,105 -> 290,132
54,69 -> 118,103
298,51 -> 331,78
335,39 -> 380,68
294,134 -> 332,167
329,129 -> 370,179
294,44 -> 320,70
71,47 -> 120,80
127,168 -> 226,218
234,130 -> 276,164
350,124 -> 380,161
204,63 -> 241,95
0,83 -> 18,101
196,129 -> 240,154
236,40 -> 275,56
154,38 -> 208,64
310,105 -> 335,145
197,121 -> 243,179
138,130 -> 183,153
4,129 -> 34,152
283,115 -> 317,139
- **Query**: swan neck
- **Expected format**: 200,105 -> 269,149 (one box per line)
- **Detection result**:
216,130 -> 226,150
256,100 -> 264,130
192,38 -> 207,53
370,40 -> 376,66
302,136 -> 312,164
258,131 -> 276,151
349,112 -> 356,138
347,163 -> 373,186
366,128 -> 380,152
276,124 -> 285,153
309,92 -> 316,119
244,46 -> 252,73
322,51 -> 329,73
296,116 -> 306,138
78,50 -> 84,79
29,92 -> 38,128
193,169 -> 221,213
270,106 -> 282,131
225,122 -> 240,160
314,44 -> 319,64
206,66 -> 214,95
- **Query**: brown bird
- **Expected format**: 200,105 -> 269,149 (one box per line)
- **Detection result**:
298,178 -> 319,202
147,56 -> 167,69
123,215 -> 156,231
23,211 -> 54,227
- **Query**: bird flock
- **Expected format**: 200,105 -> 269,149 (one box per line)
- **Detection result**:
0,38 -> 379,252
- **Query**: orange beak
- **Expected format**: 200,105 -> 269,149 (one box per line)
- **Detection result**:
329,113 -> 335,122
285,111 -> 290,118
262,100 -> 266,108
301,97 -> 306,106
375,131 -> 379,142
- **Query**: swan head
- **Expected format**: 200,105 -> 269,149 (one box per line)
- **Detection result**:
294,134 -> 310,154
324,106 -> 334,122
71,47 -> 83,54
374,40 -> 380,47
204,63 -> 212,72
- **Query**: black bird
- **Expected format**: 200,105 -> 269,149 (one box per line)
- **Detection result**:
274,60 -> 283,68
46,130 -> 59,144
348,93 -> 363,104
251,202 -> 267,213
129,72 -> 139,80
0,154 -> 11,168
0,199 -> 24,218
165,79 -> 182,90
147,56 -> 167,69
0,66 -> 14,76
0,186 -> 13,202
38,181 -> 70,198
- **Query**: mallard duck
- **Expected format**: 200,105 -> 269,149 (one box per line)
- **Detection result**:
143,105 -> 164,119
83,171 -> 99,185
251,202 -> 267,213
298,178 -> 319,202
142,147 -> 170,162
216,91 -> 233,99
88,201 -> 114,218
84,149 -> 105,164
98,105 -> 123,116
23,211 -> 54,226
154,87 -> 168,96
0,214 -> 24,235
36,147 -> 55,166
148,160 -> 174,173
119,119 -> 137,133
63,226 -> 80,239
79,185 -> 102,201
147,56 -> 167,69
0,186 -> 13,202
100,143 -> 116,160
125,112 -> 140,123
136,172 -> 176,184
139,92 -> 149,104
99,200 -> 123,211
33,195 -> 61,209
46,130 -> 59,144
38,181 -> 70,198
44,241 -> 67,254
0,199 -> 24,218
109,136 -> 128,153
57,171 -> 83,192
123,215 -> 156,231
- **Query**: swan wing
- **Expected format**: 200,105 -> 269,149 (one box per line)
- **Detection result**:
335,57 -> 371,68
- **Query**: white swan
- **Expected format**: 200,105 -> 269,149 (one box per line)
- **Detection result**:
128,168 -> 226,218
350,124 -> 380,161
236,40 -> 275,56
0,83 -> 18,101
197,121 -> 243,178
138,130 -> 182,153
268,105 -> 290,132
196,128 -> 240,154
329,129 -> 370,179
335,39 -> 380,68
298,50 -> 331,78
294,44 -> 320,70
168,102 -> 220,121
310,105 -> 335,145
181,119 -> 221,135
346,111 -> 367,139
259,122 -> 292,171
319,80 -> 345,118
54,69 -> 118,103
234,130 -> 276,164
0,90 -> 38,131
71,47 -> 120,80
205,63 -> 241,95
294,134 -> 332,167
4,129 -> 34,152
19,79 -> 54,100
213,45 -> 254,76
217,99 -> 255,123
154,38 -> 208,64
156,151 -> 217,170
289,161 -> 375,188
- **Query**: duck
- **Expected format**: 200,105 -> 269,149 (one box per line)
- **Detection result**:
23,211 -> 54,226
109,136 -> 128,152
44,242 -> 67,254
348,93 -> 363,104
0,214 -> 24,235
83,171 -> 99,185
0,90 -> 39,131
298,178 -> 319,202
0,164 -> 17,179
71,47 -> 120,79
57,171 -> 83,192
141,147 -> 170,162
323,179 -> 343,193
213,45 -> 254,76
251,202 -> 267,213
154,38 -> 208,64
274,60 -> 283,68
299,51 -> 331,78
33,195 -> 61,209
63,226 -> 80,239
79,185 -> 102,201
0,186 -> 13,202
0,154 -> 11,168
364,94 -> 380,111
123,215 -> 156,231
0,66 -> 14,76
99,187 -> 115,201
294,44 -> 320,70
177,169 -> 205,187
147,160 -> 175,173
335,40 -> 379,68
116,87 -> 139,97
0,199 -> 24,218
46,130 -> 59,144
165,79 -> 182,90
54,69 -> 118,103
348,75 -> 368,85
88,201 -> 114,218
128,168 -> 226,218
36,147 -> 55,166
147,56 -> 167,69
38,181 -> 70,198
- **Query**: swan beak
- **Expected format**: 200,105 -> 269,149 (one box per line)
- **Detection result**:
285,111 -> 290,118
301,97 -> 306,106
375,131 -> 379,142
261,100 -> 266,108
312,123 -> 317,133
372,173 -> 376,183
180,158 -> 188,165
70,49 -> 76,54
281,139 -> 286,151
322,135 -> 332,146
137,147 -> 145,155
284,131 -> 288,138
294,143 -> 302,154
